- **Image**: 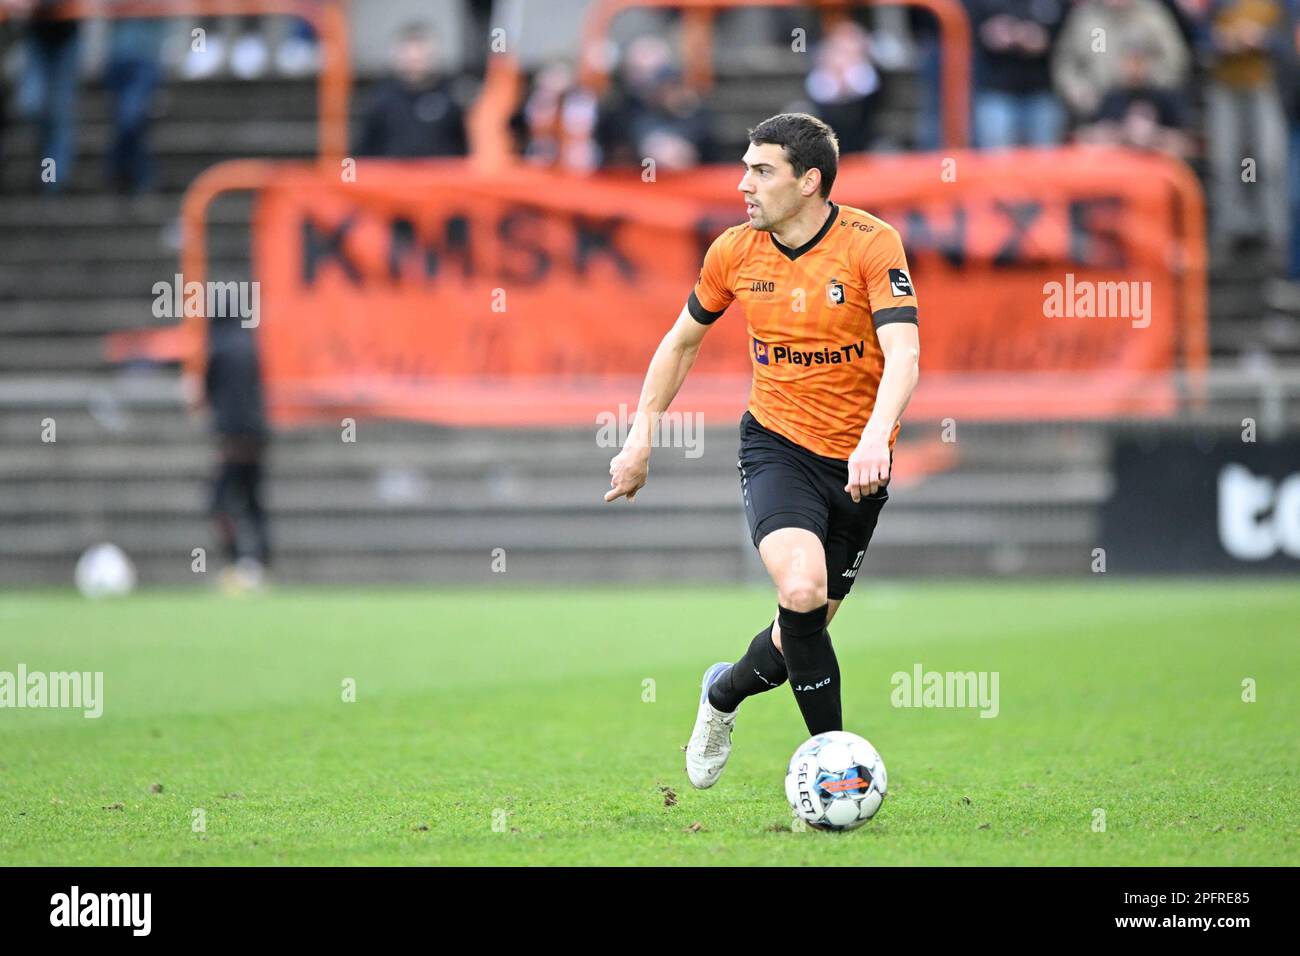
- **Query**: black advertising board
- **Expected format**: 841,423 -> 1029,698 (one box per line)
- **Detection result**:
1101,433 -> 1300,573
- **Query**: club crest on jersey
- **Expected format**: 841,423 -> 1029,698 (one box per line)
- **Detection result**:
888,268 -> 914,297
826,279 -> 845,306
752,339 -> 769,365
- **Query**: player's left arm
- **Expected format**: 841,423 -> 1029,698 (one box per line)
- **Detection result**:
846,228 -> 921,502
846,323 -> 919,501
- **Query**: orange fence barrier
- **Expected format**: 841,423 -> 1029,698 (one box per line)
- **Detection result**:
208,147 -> 1206,426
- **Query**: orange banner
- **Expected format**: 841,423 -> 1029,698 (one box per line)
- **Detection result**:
252,148 -> 1204,426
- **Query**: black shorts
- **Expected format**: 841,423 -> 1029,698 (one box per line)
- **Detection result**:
737,410 -> 888,601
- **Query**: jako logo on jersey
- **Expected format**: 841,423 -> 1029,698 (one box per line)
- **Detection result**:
888,268 -> 914,297
826,279 -> 845,306
750,279 -> 775,292
751,339 -> 866,366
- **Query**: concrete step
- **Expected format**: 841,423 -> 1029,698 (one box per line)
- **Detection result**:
0,500 -> 1094,556
0,547 -> 751,587
0,540 -> 1097,587
74,79 -> 320,119
0,260 -> 249,299
0,468 -> 1110,517
0,428 -> 1105,480
0,508 -> 750,555
1,300 -> 180,333
0,192 -> 249,228
0,334 -> 111,372
4,119 -> 320,156
1,226 -> 247,265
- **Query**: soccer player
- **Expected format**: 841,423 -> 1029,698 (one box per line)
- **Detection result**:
604,113 -> 920,789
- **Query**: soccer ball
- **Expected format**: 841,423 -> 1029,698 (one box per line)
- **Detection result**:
785,731 -> 887,831
74,543 -> 137,599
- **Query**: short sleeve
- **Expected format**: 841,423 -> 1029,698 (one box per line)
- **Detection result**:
687,230 -> 735,325
863,228 -> 918,328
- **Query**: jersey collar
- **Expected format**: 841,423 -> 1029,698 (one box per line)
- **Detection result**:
769,202 -> 838,261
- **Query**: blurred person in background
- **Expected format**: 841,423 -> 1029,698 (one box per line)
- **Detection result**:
804,18 -> 880,153
103,12 -> 165,195
523,61 -> 599,172
1075,34 -> 1193,157
1200,0 -> 1294,263
180,14 -> 317,80
0,1 -> 24,192
969,0 -> 1068,148
205,319 -> 272,595
356,22 -> 467,158
15,0 -> 79,192
1052,0 -> 1189,124
597,34 -> 715,171
623,63 -> 715,171
597,34 -> 672,166
1289,5 -> 1300,289
907,8 -> 943,150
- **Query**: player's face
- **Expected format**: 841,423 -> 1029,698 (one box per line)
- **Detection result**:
738,142 -> 809,232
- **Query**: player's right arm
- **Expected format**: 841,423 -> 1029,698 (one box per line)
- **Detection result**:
605,231 -> 736,503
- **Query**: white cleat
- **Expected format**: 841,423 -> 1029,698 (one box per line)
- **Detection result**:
685,662 -> 737,789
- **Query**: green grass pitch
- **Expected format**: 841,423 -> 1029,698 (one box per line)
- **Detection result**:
1,581 -> 1296,866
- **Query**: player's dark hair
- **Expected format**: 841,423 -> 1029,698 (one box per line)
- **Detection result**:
747,113 -> 840,199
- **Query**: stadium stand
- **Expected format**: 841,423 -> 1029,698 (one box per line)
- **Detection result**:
1,0 -> 1297,588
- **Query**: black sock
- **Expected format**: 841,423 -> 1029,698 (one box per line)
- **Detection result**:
779,603 -> 842,735
708,623 -> 786,712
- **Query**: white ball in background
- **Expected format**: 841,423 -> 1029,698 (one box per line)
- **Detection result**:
74,543 -> 137,599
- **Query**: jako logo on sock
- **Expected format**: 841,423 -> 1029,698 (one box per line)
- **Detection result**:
793,676 -> 832,692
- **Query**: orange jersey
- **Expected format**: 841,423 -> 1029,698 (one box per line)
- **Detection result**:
688,201 -> 918,459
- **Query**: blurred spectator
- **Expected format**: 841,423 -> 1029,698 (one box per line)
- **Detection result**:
523,61 -> 600,172
625,65 -> 715,170
1075,35 -> 1193,157
103,14 -> 165,195
596,34 -> 672,166
597,34 -> 715,171
463,0 -> 494,75
908,9 -> 942,149
1052,0 -> 1189,121
970,0 -> 1068,148
805,19 -> 880,153
275,18 -> 318,77
16,0 -> 80,192
1289,5 -> 1300,282
181,17 -> 235,80
1201,0 -> 1294,260
0,2 -> 23,192
356,23 -> 467,158
206,319 -> 272,594
180,16 -> 317,80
